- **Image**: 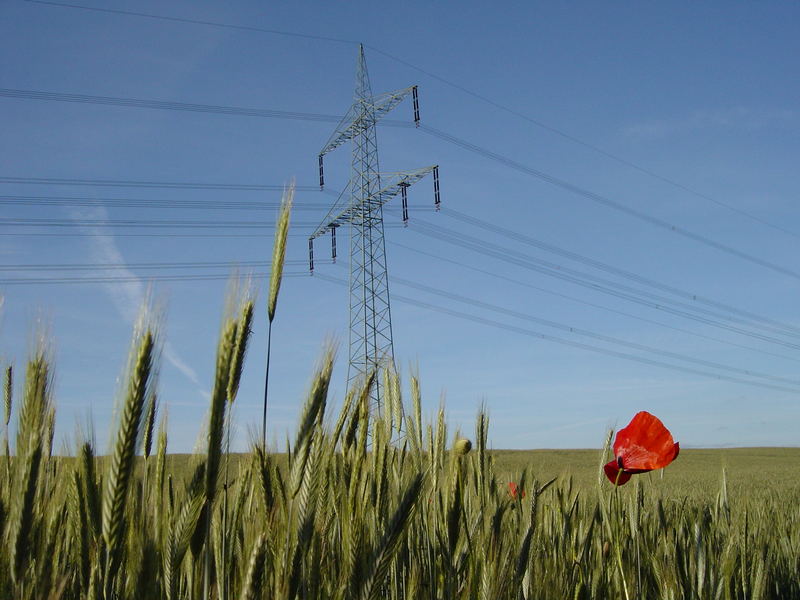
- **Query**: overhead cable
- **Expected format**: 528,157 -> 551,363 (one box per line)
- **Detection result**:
4,86 -> 796,282
440,207 -> 800,339
313,273 -> 799,395
406,220 -> 800,350
18,0 -> 800,241
389,239 -> 800,365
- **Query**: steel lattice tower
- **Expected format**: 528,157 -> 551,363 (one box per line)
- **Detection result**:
310,44 -> 440,408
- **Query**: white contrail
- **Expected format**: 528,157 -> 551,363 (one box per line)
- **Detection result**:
74,205 -> 206,394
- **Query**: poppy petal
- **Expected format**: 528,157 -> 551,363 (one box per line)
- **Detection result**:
613,411 -> 678,471
604,460 -> 633,486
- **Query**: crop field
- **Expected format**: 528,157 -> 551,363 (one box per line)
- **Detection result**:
160,446 -> 800,505
1,310 -> 799,599
492,447 -> 800,501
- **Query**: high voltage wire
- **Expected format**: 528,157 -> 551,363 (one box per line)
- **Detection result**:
0,88 -> 408,131
417,125 -> 800,282
409,218 -> 776,336
1,218 -> 329,229
19,0 -> 800,242
0,175 -> 329,191
0,195 -> 438,212
4,247 -> 792,375
383,271 -> 800,389
5,199 -> 796,348
9,213 -> 797,349
4,198 -> 795,346
412,216 -> 800,342
0,218 -> 408,237
0,88 -> 349,123
22,0 -> 360,46
7,234 -> 797,385
0,271 -> 310,285
3,88 -> 798,283
388,239 -> 800,366
313,273 -> 799,395
405,220 -> 800,351
0,195 -> 438,211
439,207 -> 800,339
0,259 -> 317,271
409,219 -> 800,350
0,232 -> 315,238
1,219 -> 406,230
9,242 -> 799,389
366,49 -> 800,243
6,230 -> 795,372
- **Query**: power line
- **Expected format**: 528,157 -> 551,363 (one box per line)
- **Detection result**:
0,88 -> 349,123
405,219 -> 800,351
410,218 -> 800,349
11,204 -> 797,361
410,218 -> 763,334
314,273 -> 799,395
21,0 -> 799,241
0,259 -> 318,271
418,125 -> 800,282
5,192 -> 794,345
4,86 -> 797,283
0,218 -> 407,230
364,49 -> 800,242
0,175 -> 327,191
10,239 -> 798,387
0,231 -> 315,238
22,0 -> 359,46
384,271 -> 800,389
440,207 -> 800,339
0,271 -> 309,285
0,211 -> 411,236
389,239 -> 800,365
0,218 -> 332,229
0,194 -> 438,211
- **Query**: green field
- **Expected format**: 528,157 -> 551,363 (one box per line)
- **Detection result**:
163,446 -> 800,503
492,447 -> 800,500
2,270 -> 798,598
4,361 -> 799,600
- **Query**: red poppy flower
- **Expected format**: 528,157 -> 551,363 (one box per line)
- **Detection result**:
604,411 -> 679,486
508,481 -> 525,499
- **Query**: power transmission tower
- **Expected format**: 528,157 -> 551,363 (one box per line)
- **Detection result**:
310,44 -> 440,408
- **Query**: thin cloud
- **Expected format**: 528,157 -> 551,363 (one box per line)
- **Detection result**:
623,106 -> 797,139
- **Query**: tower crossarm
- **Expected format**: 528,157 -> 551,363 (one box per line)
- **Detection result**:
318,103 -> 364,157
309,183 -> 350,241
309,165 -> 437,240
370,86 -> 417,122
318,86 -> 417,158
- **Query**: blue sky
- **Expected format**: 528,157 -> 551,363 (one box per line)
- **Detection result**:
1,1 -> 799,452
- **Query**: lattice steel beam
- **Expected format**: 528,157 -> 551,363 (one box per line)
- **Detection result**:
310,45 -> 440,408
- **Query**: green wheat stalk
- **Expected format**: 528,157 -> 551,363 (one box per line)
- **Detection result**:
263,181 -> 294,445
238,532 -> 267,600
101,327 -> 155,598
9,348 -> 51,586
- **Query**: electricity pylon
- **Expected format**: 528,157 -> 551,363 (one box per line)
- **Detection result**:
310,44 -> 440,408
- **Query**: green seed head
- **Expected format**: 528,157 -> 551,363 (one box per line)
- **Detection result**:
454,438 -> 472,455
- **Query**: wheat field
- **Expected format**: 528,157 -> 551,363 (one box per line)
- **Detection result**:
1,303 -> 799,600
